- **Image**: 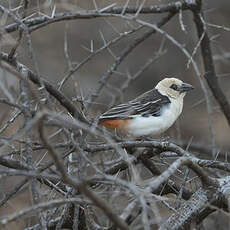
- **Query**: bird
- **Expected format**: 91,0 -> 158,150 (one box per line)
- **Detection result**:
98,78 -> 194,137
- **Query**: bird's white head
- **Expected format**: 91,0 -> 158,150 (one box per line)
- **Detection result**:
155,78 -> 194,99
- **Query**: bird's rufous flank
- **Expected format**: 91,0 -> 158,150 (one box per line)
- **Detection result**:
98,78 -> 194,137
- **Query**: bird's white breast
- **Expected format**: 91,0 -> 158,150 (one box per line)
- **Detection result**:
127,98 -> 183,137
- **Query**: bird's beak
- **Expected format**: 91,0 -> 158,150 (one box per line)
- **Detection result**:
179,83 -> 194,93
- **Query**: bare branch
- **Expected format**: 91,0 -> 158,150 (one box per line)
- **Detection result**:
192,0 -> 230,127
3,1 -> 191,34
0,197 -> 87,226
0,53 -> 87,122
38,115 -> 129,230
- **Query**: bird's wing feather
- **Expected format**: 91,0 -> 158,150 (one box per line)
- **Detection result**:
99,89 -> 171,121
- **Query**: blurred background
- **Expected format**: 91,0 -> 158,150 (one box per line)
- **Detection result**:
1,0 -> 230,229
3,0 -> 229,145
2,0 -> 230,145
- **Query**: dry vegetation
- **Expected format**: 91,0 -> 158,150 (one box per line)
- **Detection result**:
0,0 -> 230,229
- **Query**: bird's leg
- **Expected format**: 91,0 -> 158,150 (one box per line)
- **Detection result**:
114,128 -> 132,142
114,128 -> 123,141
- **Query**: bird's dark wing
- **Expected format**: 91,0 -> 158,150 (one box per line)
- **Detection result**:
99,89 -> 171,121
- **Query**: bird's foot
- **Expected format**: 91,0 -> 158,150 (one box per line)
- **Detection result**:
135,136 -> 151,141
137,136 -> 170,142
160,136 -> 171,142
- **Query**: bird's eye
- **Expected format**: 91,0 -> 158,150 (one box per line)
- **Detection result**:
170,84 -> 178,91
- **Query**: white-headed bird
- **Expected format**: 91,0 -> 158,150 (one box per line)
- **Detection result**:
98,78 -> 194,137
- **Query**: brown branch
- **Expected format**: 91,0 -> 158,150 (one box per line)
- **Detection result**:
192,0 -> 230,127
8,0 -> 28,59
159,188 -> 214,230
38,115 -> 129,230
160,176 -> 230,230
0,157 -> 31,170
0,197 -> 87,226
87,140 -> 224,186
160,176 -> 230,229
0,147 -> 75,207
0,54 -> 87,123
3,2 -> 191,34
58,24 -> 143,89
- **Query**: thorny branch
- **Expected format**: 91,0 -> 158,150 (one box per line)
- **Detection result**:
0,0 -> 230,230
192,0 -> 230,127
38,115 -> 129,230
0,53 -> 87,123
3,1 -> 191,34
